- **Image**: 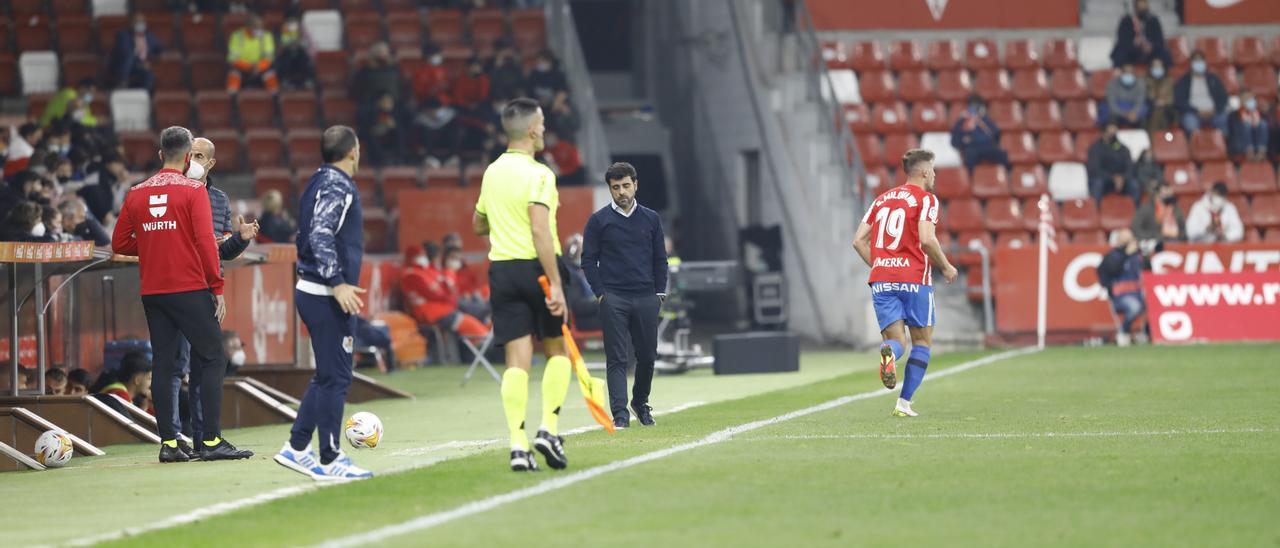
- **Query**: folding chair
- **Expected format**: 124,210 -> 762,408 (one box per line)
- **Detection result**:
459,330 -> 497,386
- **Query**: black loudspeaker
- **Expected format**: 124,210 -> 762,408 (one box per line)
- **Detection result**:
712,332 -> 800,375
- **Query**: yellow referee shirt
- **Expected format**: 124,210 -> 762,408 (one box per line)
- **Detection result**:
475,150 -> 562,261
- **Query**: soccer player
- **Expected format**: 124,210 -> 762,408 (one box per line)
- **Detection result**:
852,149 -> 958,418
473,98 -> 573,472
273,126 -> 373,481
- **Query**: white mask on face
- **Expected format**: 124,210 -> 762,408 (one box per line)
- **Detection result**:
31,223 -> 46,237
445,258 -> 462,271
414,256 -> 429,268
186,160 -> 206,180
1209,195 -> 1225,209
230,350 -> 246,366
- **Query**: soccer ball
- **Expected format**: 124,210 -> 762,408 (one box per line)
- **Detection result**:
35,430 -> 73,468
344,412 -> 383,449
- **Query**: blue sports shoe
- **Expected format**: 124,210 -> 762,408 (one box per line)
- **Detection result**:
314,451 -> 374,481
274,443 -> 324,479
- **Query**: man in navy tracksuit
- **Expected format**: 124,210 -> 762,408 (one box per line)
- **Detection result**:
582,162 -> 668,429
273,125 -> 373,481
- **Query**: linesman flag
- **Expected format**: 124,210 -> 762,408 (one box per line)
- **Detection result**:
539,275 -> 616,434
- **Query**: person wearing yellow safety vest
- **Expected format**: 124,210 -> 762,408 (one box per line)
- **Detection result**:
226,14 -> 279,94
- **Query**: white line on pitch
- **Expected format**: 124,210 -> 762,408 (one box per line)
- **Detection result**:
316,347 -> 1040,548
745,427 -> 1277,442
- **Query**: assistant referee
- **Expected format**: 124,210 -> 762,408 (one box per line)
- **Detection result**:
474,98 -> 573,473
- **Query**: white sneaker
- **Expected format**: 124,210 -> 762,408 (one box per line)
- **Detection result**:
315,451 -> 374,481
892,398 -> 918,417
273,443 -> 324,479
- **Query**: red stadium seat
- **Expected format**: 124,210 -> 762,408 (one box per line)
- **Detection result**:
470,9 -> 508,51
1025,100 -> 1063,132
1233,36 -> 1267,67
16,16 -> 53,52
381,167 -> 422,204
987,99 -> 1025,131
936,69 -> 973,102
871,101 -> 910,134
511,9 -> 546,52
178,13 -> 219,55
1269,36 -> 1280,67
934,167 -> 971,199
1099,195 -> 1136,230
133,0 -> 171,13
1004,39 -> 1040,70
1168,36 -> 1192,69
859,71 -> 896,103
1061,198 -> 1100,231
148,52 -> 185,91
280,92 -> 318,127
254,168 -> 295,200
945,198 -> 985,232
973,69 -> 1011,101
1242,65 -> 1278,100
425,166 -> 462,187
1011,68 -> 1050,101
910,101 -> 950,133
96,15 -> 127,53
315,51 -> 350,90
194,90 -> 234,131
1190,129 -> 1228,162
1037,131 -> 1076,164
119,131 -> 159,170
340,0 -> 379,11
856,134 -> 884,168
1073,131 -> 1101,163
60,54 -> 100,88
0,55 -> 16,97
1010,165 -> 1048,198
1194,37 -> 1230,71
965,38 -> 999,70
1087,68 -> 1114,101
202,129 -> 242,172
1219,66 -> 1241,96
984,197 -> 1023,231
353,171 -> 380,205
1200,161 -> 1238,194
862,166 -> 893,195
897,70 -> 934,103
26,93 -> 52,120
972,165 -> 1010,198
388,10 -> 425,51
55,16 -> 94,55
395,47 -> 423,78
1251,194 -> 1280,228
143,13 -> 176,48
882,134 -> 919,166
153,91 -> 193,130
246,129 -> 286,169
1043,38 -> 1078,70
321,90 -> 357,126
888,40 -> 924,71
850,41 -> 886,71
362,208 -> 391,253
1266,228 -> 1280,243
53,0 -> 90,16
1001,131 -> 1037,165
237,90 -> 277,130
188,54 -> 226,90
953,230 -> 993,267
1240,161 -> 1278,195
820,41 -> 851,70
995,230 -> 1035,249
1049,68 -> 1088,100
927,39 -> 963,71
345,13 -> 384,52
426,9 -> 466,47
286,128 -> 324,170
1164,161 -> 1202,195
1021,196 -> 1060,230
1063,100 -> 1098,132
1070,229 -> 1107,244
1150,130 -> 1190,163
844,103 -> 872,133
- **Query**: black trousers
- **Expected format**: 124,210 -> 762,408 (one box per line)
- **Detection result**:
600,293 -> 661,420
141,290 -> 226,442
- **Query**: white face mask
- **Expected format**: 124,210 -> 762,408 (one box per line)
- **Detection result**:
1209,195 -> 1225,209
414,256 -> 429,268
230,349 -> 246,366
31,223 -> 46,237
445,259 -> 462,271
186,160 -> 206,180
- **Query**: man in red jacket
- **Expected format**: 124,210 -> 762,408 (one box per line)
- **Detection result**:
111,126 -> 252,463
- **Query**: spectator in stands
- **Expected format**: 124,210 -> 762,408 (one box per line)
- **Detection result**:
1105,64 -> 1148,128
564,233 -> 600,331
1186,182 -> 1244,243
1132,182 -> 1185,244
59,198 -> 111,245
412,44 -> 451,105
353,316 -> 396,372
40,79 -> 100,129
1109,0 -> 1169,68
77,153 -> 130,224
442,232 -> 489,318
93,352 -> 153,415
226,14 -> 279,95
0,201 -> 49,242
452,57 -> 492,112
1132,150 -> 1163,196
1145,58 -> 1175,131
402,244 -> 489,340
359,93 -> 410,167
528,50 -> 568,105
542,130 -> 584,185
5,124 -> 42,178
1,171 -> 42,218
111,14 -> 163,91
547,92 -> 580,138
1174,50 -> 1228,134
223,331 -> 245,376
45,368 -> 68,395
355,42 -> 404,106
415,97 -> 461,168
275,17 -> 315,91
488,40 -> 527,100
257,189 -> 296,243
42,205 -> 72,242
950,95 -> 1008,171
67,368 -> 91,396
1228,91 -> 1268,161
1087,121 -> 1140,205
1097,228 -> 1148,346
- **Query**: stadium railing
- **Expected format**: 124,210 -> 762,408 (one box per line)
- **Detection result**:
547,0 -> 612,181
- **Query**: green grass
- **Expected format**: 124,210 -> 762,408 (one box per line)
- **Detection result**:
6,345 -> 1280,547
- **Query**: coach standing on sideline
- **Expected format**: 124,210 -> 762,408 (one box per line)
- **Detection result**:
273,125 -> 373,481
582,162 -> 668,429
111,126 -> 250,463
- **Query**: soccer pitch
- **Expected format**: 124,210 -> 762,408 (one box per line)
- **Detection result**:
7,344 -> 1279,547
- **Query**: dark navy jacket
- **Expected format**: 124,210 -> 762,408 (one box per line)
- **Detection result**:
581,203 -> 668,297
296,165 -> 363,287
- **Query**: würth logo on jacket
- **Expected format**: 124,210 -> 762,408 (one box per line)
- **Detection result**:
149,194 -> 169,218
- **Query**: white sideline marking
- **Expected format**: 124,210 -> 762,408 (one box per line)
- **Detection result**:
57,401 -> 709,547
751,428 -> 1276,442
317,348 -> 1039,548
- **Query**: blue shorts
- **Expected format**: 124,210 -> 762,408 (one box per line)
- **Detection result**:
871,282 -> 935,332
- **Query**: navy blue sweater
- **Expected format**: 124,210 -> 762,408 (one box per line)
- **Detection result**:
582,203 -> 668,297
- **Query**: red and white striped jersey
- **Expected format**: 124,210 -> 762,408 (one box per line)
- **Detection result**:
860,183 -> 940,285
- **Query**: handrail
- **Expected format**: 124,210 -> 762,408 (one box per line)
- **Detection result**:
794,0 -> 865,208
545,0 -> 612,183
